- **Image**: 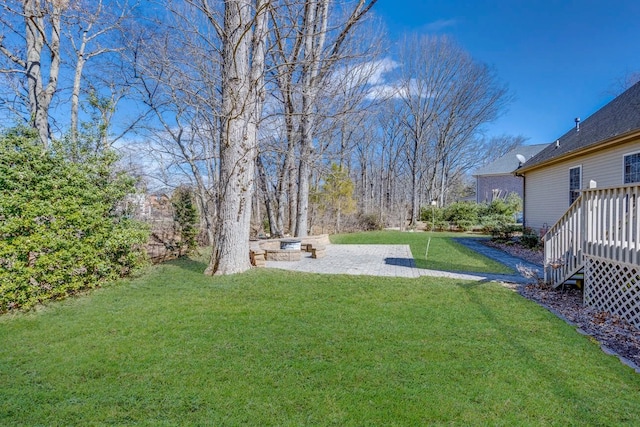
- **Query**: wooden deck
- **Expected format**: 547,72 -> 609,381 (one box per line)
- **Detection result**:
543,184 -> 640,327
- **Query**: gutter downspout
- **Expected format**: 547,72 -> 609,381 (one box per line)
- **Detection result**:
520,173 -> 526,228
514,168 -> 526,229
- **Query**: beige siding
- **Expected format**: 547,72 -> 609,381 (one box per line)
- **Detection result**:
525,165 -> 569,231
524,139 -> 640,232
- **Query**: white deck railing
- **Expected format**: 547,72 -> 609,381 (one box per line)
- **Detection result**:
544,184 -> 640,287
543,196 -> 584,287
583,184 -> 640,267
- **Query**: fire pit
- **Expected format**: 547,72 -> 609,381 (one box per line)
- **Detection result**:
280,239 -> 301,251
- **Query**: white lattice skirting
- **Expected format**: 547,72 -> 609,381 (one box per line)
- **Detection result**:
584,256 -> 640,328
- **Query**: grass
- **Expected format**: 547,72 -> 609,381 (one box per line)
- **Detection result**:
331,230 -> 513,274
2,255 -> 640,425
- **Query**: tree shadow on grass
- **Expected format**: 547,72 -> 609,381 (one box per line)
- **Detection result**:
415,258 -> 514,275
163,256 -> 209,274
384,257 -> 416,268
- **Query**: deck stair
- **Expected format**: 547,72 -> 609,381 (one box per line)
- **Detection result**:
560,267 -> 584,289
544,196 -> 584,288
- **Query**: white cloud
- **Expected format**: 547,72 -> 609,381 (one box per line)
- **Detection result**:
366,58 -> 400,85
423,19 -> 457,33
366,84 -> 402,100
356,57 -> 405,100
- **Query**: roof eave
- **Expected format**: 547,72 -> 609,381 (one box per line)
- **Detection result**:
473,171 -> 517,178
515,129 -> 640,175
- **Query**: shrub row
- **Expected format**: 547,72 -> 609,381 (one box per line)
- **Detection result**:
420,194 -> 523,237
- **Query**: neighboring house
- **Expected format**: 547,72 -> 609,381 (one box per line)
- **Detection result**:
516,81 -> 640,327
473,144 -> 547,203
127,193 -> 172,220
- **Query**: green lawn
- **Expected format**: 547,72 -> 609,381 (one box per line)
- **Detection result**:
2,256 -> 640,425
332,230 -> 513,274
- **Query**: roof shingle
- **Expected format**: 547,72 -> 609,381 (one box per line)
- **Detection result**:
519,80 -> 640,172
473,144 -> 547,176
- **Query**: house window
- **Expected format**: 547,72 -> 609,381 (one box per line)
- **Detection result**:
569,166 -> 581,205
624,152 -> 640,183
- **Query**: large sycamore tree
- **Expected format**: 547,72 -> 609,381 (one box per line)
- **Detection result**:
204,0 -> 270,275
133,0 -> 270,275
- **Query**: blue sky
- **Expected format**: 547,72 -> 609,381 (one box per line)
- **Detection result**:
373,0 -> 640,144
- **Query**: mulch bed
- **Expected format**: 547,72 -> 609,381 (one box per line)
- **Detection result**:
483,239 -> 640,372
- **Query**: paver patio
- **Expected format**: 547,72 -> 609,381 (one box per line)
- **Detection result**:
266,240 -> 542,284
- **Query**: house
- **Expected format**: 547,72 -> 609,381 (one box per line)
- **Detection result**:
516,81 -> 640,327
516,82 -> 640,233
473,144 -> 546,203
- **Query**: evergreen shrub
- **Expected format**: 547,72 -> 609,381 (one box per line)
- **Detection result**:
171,186 -> 199,251
520,227 -> 542,249
0,128 -> 148,312
444,201 -> 479,230
420,205 -> 443,223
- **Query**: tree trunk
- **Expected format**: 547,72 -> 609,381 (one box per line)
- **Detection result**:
24,0 -> 63,148
257,155 -> 279,236
206,0 -> 268,275
294,0 -> 327,237
295,84 -> 316,236
288,165 -> 297,234
71,54 -> 86,148
409,138 -> 420,226
275,97 -> 296,237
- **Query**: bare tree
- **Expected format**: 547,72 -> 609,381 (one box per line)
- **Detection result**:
608,70 -> 640,97
395,35 -> 511,223
127,0 -> 270,274
0,0 -> 68,147
262,0 -> 377,237
204,0 -> 270,275
126,7 -> 222,246
375,101 -> 406,225
0,0 -> 139,150
264,1 -> 305,236
66,0 -> 134,147
294,0 -> 377,237
396,35 -> 459,224
474,134 -> 528,167
430,53 -> 510,205
256,153 -> 278,236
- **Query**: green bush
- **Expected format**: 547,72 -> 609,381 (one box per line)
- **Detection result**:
0,128 -> 149,312
480,218 -> 499,235
420,205 -> 443,223
521,234 -> 541,249
479,193 -> 522,221
171,186 -> 199,251
520,233 -> 541,249
476,194 -> 523,239
481,214 -> 519,240
444,201 -> 479,226
455,220 -> 474,232
435,221 -> 450,232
